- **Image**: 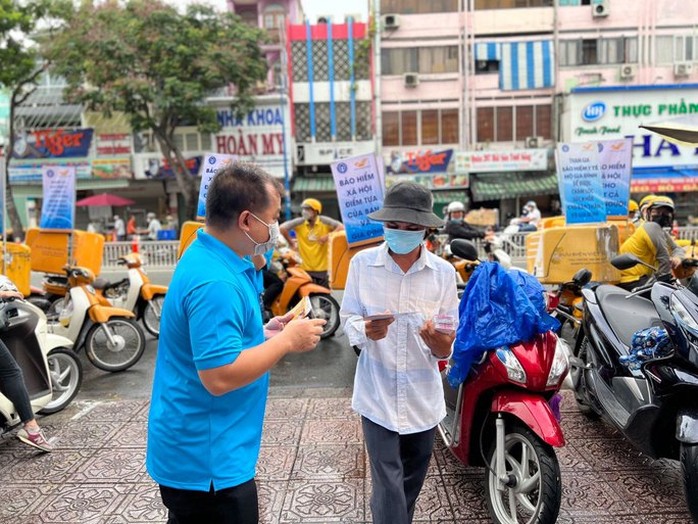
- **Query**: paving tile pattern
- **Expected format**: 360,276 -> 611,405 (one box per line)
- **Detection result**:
0,390 -> 693,523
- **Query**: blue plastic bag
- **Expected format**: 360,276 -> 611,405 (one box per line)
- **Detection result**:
447,262 -> 559,387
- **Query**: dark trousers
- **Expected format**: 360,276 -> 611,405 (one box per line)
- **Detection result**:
159,479 -> 258,524
261,270 -> 284,309
361,417 -> 436,524
0,339 -> 34,423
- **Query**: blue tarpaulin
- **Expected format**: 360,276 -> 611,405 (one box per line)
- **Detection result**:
447,262 -> 559,387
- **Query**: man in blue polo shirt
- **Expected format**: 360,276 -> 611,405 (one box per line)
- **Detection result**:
146,163 -> 326,523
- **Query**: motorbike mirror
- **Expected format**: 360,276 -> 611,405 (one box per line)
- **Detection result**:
572,268 -> 592,287
450,239 -> 479,262
681,258 -> 698,268
611,253 -> 657,272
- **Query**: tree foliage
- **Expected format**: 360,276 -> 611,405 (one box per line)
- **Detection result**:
0,0 -> 68,239
45,0 -> 268,219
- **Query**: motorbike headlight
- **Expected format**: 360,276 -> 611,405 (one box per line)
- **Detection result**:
495,346 -> 527,384
671,295 -> 698,335
547,336 -> 570,387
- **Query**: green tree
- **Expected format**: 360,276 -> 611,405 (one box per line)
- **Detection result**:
0,0 -> 66,239
44,0 -> 268,220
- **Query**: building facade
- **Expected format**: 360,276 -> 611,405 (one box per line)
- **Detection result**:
377,0 -> 698,222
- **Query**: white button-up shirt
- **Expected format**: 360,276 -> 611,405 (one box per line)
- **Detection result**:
340,243 -> 460,434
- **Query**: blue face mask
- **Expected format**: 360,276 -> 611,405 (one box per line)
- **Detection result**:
383,226 -> 425,255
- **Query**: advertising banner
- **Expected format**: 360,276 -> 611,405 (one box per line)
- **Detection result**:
596,138 -> 633,217
196,153 -> 238,219
455,149 -> 548,173
556,142 -> 606,225
330,153 -> 384,246
40,165 -> 76,230
12,129 -> 94,159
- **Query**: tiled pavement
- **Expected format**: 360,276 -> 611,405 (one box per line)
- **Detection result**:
0,388 -> 693,524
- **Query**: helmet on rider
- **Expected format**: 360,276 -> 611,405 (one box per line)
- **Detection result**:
628,199 -> 639,213
447,201 -> 466,221
638,194 -> 657,220
647,195 -> 674,228
301,198 -> 322,214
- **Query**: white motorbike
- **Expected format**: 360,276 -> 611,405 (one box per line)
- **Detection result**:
94,253 -> 167,337
49,266 -> 146,373
0,298 -> 82,431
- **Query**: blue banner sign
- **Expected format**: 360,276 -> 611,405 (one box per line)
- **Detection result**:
331,153 -> 384,246
196,153 -> 238,219
40,165 -> 76,230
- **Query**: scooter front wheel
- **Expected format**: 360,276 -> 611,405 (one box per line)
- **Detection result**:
39,347 -> 83,415
85,318 -> 146,372
309,293 -> 340,339
681,443 -> 698,520
485,420 -> 561,524
142,295 -> 165,337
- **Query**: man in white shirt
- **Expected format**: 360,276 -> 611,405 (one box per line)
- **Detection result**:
340,182 -> 459,524
113,215 -> 126,241
145,212 -> 162,240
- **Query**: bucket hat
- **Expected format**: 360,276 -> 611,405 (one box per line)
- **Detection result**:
368,182 -> 443,228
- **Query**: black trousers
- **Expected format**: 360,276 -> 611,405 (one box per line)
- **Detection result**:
0,338 -> 34,423
159,479 -> 258,524
362,417 -> 436,524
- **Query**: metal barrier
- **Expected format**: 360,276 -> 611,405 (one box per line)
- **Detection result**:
99,226 -> 698,272
102,240 -> 180,269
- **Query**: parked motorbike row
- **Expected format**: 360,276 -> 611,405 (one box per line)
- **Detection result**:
443,236 -> 698,522
2,252 -> 165,441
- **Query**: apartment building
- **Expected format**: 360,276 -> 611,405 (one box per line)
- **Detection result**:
286,18 -> 374,217
378,0 -> 698,222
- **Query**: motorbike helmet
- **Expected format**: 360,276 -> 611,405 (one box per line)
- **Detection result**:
447,201 -> 465,214
628,199 -> 639,213
647,195 -> 675,228
638,194 -> 657,220
301,198 -> 322,214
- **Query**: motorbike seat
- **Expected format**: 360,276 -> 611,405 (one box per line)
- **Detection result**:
92,277 -> 128,291
596,285 -> 662,350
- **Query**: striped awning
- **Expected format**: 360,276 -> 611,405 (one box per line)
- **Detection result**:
471,172 -> 558,202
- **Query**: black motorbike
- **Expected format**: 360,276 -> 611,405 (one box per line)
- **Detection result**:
571,253 -> 698,520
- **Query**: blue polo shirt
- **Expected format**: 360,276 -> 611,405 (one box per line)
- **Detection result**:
146,230 -> 267,491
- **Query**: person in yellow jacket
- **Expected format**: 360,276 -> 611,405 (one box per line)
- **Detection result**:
619,195 -> 684,290
280,198 -> 344,287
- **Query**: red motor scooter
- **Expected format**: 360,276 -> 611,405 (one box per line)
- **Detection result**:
438,240 -> 569,524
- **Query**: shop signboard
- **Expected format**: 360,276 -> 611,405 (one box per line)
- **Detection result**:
456,149 -> 548,173
568,86 -> 698,172
12,128 -> 94,159
384,148 -> 467,189
213,98 -> 292,180
295,141 -> 374,166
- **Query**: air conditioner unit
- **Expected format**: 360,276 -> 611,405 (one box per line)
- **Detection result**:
383,13 -> 400,30
592,0 -> 609,18
674,62 -> 694,77
403,72 -> 419,88
525,136 -> 542,148
620,64 -> 637,79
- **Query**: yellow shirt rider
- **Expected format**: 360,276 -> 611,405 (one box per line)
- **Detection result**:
619,195 -> 684,290
280,198 -> 344,287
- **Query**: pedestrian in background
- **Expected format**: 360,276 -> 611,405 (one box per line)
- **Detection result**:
126,214 -> 137,239
113,215 -> 126,241
142,212 -> 162,240
146,163 -> 326,523
340,182 -> 459,524
279,198 -> 344,287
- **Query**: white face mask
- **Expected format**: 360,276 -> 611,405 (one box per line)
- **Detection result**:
245,212 -> 280,256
